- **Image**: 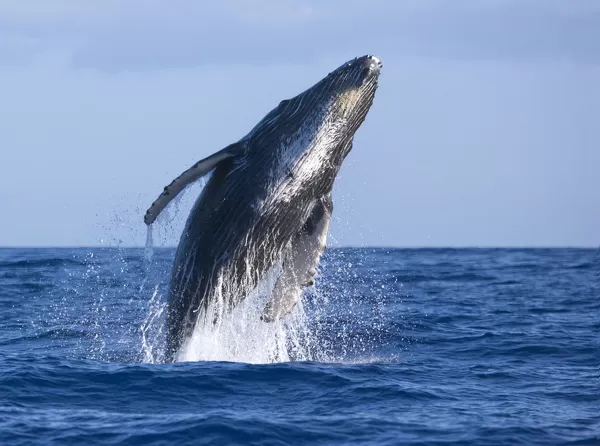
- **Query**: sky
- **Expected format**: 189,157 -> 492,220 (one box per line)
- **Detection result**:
1,0 -> 599,247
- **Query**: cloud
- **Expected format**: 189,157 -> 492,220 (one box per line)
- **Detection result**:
0,0 -> 599,70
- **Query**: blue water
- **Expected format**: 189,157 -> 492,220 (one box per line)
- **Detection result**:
1,247 -> 598,445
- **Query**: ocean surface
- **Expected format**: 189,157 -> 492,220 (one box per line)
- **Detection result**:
0,247 -> 598,445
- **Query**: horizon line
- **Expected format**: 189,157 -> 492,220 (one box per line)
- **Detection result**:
1,245 -> 598,250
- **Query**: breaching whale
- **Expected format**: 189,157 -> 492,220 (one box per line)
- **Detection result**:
144,55 -> 382,361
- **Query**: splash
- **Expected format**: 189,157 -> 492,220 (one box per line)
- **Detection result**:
176,266 -> 316,364
137,269 -> 324,365
139,285 -> 167,363
143,225 -> 154,262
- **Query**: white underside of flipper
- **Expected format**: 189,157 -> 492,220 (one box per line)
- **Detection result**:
262,195 -> 333,322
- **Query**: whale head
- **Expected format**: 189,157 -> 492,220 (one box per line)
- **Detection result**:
246,55 -> 382,162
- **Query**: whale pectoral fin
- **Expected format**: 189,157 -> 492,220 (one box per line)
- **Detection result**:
144,141 -> 246,225
262,194 -> 333,322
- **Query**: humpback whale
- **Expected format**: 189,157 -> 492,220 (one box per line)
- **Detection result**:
144,55 -> 382,361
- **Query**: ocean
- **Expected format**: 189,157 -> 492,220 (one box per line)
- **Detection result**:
0,247 -> 598,445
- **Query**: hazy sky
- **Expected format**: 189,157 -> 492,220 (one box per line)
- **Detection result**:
1,1 -> 598,247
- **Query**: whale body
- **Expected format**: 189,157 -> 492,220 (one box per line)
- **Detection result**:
144,55 -> 382,361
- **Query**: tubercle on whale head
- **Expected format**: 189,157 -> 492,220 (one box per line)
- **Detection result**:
327,55 -> 383,82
